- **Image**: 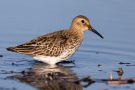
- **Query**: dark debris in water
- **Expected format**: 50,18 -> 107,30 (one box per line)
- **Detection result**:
74,76 -> 95,88
0,58 -> 134,90
118,62 -> 135,67
0,87 -> 17,90
126,64 -> 135,66
6,63 -> 134,90
0,70 -> 16,74
97,64 -> 102,67
76,76 -> 135,87
113,68 -> 124,76
118,62 -> 131,65
98,70 -> 103,72
0,55 -> 3,58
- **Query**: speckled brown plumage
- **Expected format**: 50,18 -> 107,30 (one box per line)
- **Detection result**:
7,15 -> 103,65
7,30 -> 82,57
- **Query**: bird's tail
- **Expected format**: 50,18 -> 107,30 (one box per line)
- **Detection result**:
6,46 -> 34,55
6,47 -> 17,52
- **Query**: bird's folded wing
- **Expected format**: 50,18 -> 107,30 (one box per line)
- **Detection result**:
7,30 -> 73,56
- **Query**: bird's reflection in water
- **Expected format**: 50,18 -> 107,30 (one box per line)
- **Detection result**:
14,63 -> 82,90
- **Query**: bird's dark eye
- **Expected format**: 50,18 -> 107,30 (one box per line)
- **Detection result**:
81,20 -> 85,23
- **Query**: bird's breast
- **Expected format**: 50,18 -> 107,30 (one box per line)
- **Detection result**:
59,44 -> 80,60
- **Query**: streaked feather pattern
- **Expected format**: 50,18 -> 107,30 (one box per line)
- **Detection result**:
7,15 -> 103,65
7,30 -> 83,57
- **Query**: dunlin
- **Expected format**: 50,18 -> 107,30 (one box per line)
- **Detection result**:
7,15 -> 103,65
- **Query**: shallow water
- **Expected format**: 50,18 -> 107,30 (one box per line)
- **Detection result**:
0,0 -> 135,90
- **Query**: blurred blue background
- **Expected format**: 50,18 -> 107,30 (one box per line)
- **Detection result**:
0,0 -> 135,43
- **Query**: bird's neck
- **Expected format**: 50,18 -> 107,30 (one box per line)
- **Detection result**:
68,26 -> 84,38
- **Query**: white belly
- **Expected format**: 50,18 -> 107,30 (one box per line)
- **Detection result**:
33,48 -> 76,65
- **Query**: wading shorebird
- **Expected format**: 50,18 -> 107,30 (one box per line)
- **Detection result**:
7,15 -> 104,65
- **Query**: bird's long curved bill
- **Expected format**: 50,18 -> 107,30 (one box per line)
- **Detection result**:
89,26 -> 104,39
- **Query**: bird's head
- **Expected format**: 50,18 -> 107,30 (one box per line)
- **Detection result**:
71,15 -> 103,39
